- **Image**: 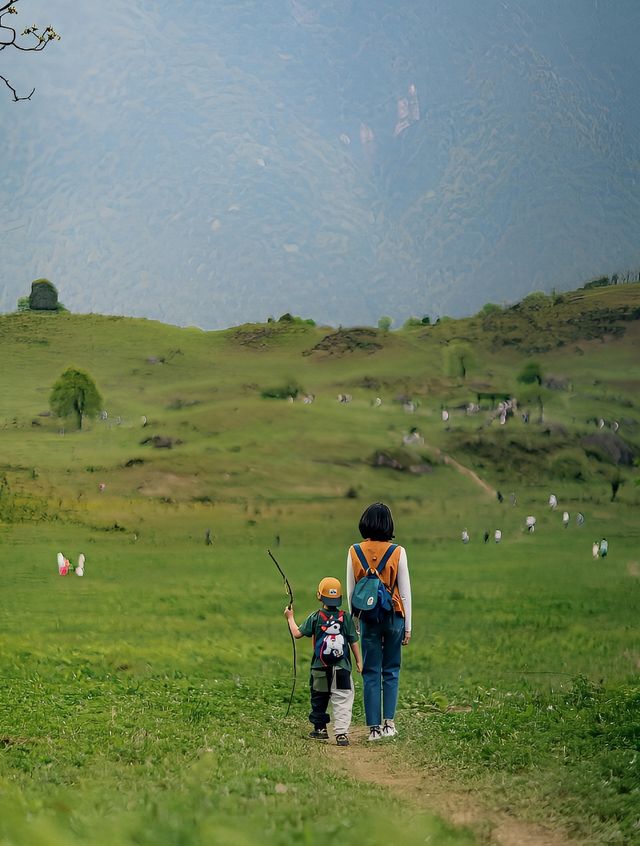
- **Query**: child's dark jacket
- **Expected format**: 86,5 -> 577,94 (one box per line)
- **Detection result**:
298,609 -> 358,671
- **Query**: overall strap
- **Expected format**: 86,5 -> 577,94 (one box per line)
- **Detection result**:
353,543 -> 398,575
378,543 -> 398,571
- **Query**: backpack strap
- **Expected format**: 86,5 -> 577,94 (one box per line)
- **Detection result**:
353,543 -> 371,573
353,543 -> 398,576
378,543 -> 398,572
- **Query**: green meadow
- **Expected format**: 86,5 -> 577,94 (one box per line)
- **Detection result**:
1,286 -> 639,845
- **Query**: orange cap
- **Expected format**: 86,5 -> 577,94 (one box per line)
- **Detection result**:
317,577 -> 342,607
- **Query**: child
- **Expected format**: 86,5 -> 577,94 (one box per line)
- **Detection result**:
284,577 -> 362,746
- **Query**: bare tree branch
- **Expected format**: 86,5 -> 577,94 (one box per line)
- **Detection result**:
0,0 -> 60,101
0,72 -> 34,100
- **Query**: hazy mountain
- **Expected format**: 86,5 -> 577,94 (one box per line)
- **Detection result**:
2,0 -> 639,328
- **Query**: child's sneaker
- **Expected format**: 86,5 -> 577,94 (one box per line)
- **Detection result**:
335,734 -> 349,746
368,725 -> 383,741
382,720 -> 397,738
309,727 -> 329,740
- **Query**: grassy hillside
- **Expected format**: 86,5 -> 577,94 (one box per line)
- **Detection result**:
1,284 -> 638,511
1,285 -> 639,845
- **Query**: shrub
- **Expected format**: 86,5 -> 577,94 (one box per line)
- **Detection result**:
520,291 -> 549,308
550,454 -> 586,481
517,361 -> 543,385
261,380 -> 303,399
583,275 -> 610,289
277,313 -> 315,326
403,317 -> 423,329
478,302 -> 501,317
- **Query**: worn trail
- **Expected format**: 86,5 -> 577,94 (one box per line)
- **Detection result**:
427,443 -> 497,498
313,727 -> 575,846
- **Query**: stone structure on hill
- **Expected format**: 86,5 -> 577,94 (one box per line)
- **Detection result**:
29,279 -> 59,311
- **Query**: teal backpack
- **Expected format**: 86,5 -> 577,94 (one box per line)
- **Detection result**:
351,543 -> 398,624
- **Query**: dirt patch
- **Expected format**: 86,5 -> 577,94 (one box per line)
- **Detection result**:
371,449 -> 433,475
313,727 -> 574,846
0,736 -> 31,747
137,473 -> 201,499
626,561 -> 640,579
425,443 -> 496,497
140,435 -> 183,449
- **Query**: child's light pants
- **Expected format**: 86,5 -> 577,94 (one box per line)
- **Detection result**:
309,667 -> 354,736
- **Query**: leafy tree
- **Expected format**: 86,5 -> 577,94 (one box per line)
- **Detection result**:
1,1 -> 60,101
277,313 -> 315,326
583,276 -> 610,290
517,360 -> 543,385
377,316 -> 392,332
16,295 -> 29,312
478,302 -> 501,317
403,316 -> 422,329
444,341 -> 475,380
520,291 -> 549,308
49,368 -> 103,430
518,383 -> 551,424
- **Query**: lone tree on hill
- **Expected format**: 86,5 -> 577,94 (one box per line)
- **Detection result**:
517,360 -> 543,386
49,368 -> 102,430
518,383 -> 550,424
444,341 -> 475,380
1,0 -> 60,101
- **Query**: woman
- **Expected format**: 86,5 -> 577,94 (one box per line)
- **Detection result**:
347,502 -> 412,740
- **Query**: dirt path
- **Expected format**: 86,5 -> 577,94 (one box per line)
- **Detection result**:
312,727 -> 574,846
422,441 -> 497,498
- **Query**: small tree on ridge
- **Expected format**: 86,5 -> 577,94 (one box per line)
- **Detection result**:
49,368 -> 102,430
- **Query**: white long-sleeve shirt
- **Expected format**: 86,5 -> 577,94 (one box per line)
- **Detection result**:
346,545 -> 412,632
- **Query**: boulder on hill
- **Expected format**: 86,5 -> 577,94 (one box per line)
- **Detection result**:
581,432 -> 636,466
29,279 -> 59,311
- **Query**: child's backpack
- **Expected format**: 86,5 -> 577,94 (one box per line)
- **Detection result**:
314,610 -> 347,666
351,543 -> 398,624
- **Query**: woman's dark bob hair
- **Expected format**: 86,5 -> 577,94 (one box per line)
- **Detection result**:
359,502 -> 395,541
